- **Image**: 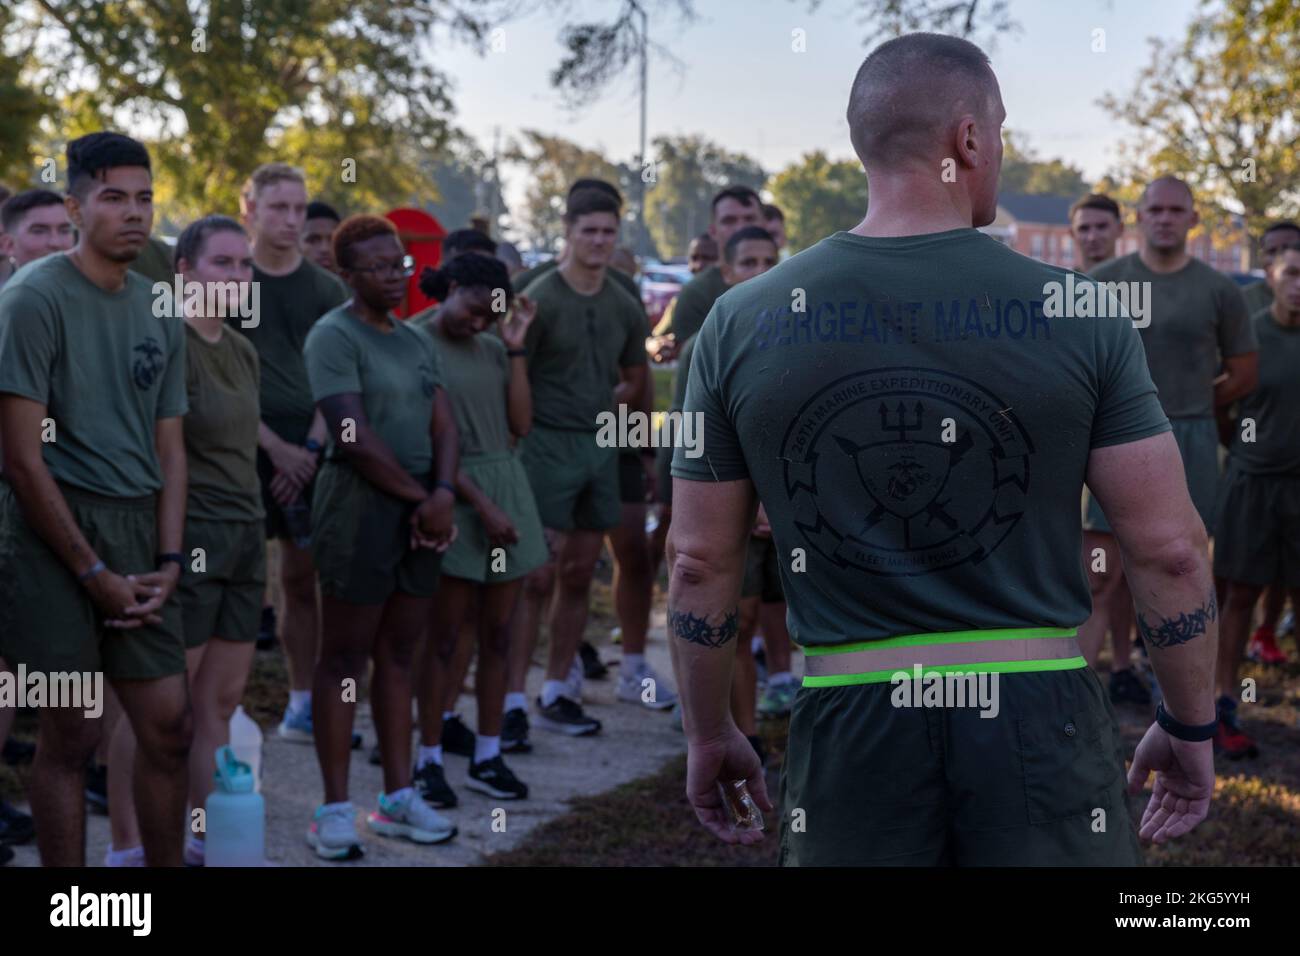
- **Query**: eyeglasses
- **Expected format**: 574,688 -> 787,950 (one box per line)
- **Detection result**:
351,254 -> 416,278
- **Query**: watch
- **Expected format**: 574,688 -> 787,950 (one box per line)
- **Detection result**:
1154,701 -> 1218,742
156,552 -> 185,570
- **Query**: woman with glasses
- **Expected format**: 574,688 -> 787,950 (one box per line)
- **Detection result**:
302,215 -> 461,860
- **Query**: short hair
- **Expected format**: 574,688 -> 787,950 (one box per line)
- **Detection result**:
443,228 -> 498,259
568,178 -> 623,209
1069,193 -> 1121,222
495,240 -> 523,271
1261,220 -> 1300,244
174,215 -> 247,270
846,33 -> 995,167
418,251 -> 513,305
689,233 -> 718,251
305,200 -> 341,223
332,214 -> 398,270
564,187 -> 621,225
67,132 -> 152,198
1139,175 -> 1194,207
240,162 -> 306,210
1,189 -> 67,233
761,203 -> 784,222
724,226 -> 777,263
711,185 -> 761,215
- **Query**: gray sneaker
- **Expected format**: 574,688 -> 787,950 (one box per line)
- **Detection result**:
757,680 -> 797,718
616,663 -> 678,710
368,789 -> 457,845
307,803 -> 363,861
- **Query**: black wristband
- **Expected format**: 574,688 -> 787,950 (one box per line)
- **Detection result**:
1155,701 -> 1217,742
434,479 -> 456,494
156,552 -> 185,570
506,348 -> 527,358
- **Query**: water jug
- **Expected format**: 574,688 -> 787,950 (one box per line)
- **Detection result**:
228,705 -> 263,792
205,745 -> 265,867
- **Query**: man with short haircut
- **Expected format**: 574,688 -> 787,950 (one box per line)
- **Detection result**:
1242,221 -> 1300,317
0,184 -> 14,288
1069,193 -> 1123,272
670,33 -> 1217,865
0,132 -> 192,866
443,228 -> 498,261
302,200 -> 342,274
667,185 -> 764,343
0,189 -> 75,273
687,233 -> 718,275
235,162 -> 348,744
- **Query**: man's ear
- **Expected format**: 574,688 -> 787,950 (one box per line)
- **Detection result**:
64,192 -> 84,231
0,233 -> 12,258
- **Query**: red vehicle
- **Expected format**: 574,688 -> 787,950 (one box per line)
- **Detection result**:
640,263 -> 691,326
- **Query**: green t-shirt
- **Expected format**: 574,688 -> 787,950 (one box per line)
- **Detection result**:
0,254 -> 188,497
304,305 -> 442,475
1229,308 -> 1300,475
672,228 -> 1169,647
1241,279 -> 1272,317
513,257 -> 642,305
1091,253 -> 1255,419
183,324 -> 264,521
127,236 -> 177,285
232,258 -> 347,445
417,313 -> 514,458
671,334 -> 696,412
669,265 -> 728,341
520,269 -> 648,432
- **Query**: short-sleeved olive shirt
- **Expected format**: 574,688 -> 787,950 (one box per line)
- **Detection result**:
417,313 -> 514,457
513,257 -> 642,305
1229,309 -> 1300,475
673,229 -> 1169,647
669,265 -> 728,341
1241,279 -> 1272,317
0,254 -> 188,497
304,305 -> 442,475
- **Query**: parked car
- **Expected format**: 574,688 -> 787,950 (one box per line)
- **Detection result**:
640,263 -> 692,326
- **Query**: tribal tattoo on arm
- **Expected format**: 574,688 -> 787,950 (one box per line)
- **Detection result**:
669,607 -> 740,649
1136,589 -> 1218,648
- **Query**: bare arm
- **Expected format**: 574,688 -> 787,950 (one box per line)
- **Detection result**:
505,352 -> 532,438
614,363 -> 648,410
153,417 -> 186,558
1213,352 -> 1257,407
317,393 -> 427,504
430,387 -> 459,490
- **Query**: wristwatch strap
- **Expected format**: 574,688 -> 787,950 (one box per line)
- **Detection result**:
1155,701 -> 1217,742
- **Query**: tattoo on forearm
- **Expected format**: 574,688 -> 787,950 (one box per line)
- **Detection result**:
1136,589 -> 1218,648
669,607 -> 739,649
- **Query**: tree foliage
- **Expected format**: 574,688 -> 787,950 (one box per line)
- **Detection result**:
505,130 -> 628,252
767,152 -> 869,252
999,130 -> 1090,198
643,134 -> 765,257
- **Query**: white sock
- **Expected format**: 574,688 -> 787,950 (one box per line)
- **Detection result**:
474,735 -> 501,763
621,653 -> 646,677
505,692 -> 528,713
442,710 -> 456,721
289,689 -> 311,713
768,671 -> 794,686
417,745 -> 442,768
541,679 -> 569,707
384,786 -> 414,804
106,844 -> 145,867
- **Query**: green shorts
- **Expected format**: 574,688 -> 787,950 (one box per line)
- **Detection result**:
742,535 -> 784,603
619,451 -> 647,504
1212,461 -> 1300,587
177,517 -> 267,647
441,452 -> 548,584
780,656 -> 1140,866
311,461 -> 441,605
0,480 -> 185,681
1085,416 -> 1218,535
520,425 -> 621,532
257,445 -> 315,543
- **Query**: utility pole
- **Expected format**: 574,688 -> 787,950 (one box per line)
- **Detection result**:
632,0 -> 648,255
489,125 -> 501,234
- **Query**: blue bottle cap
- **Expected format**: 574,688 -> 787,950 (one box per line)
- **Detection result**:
213,745 -> 256,793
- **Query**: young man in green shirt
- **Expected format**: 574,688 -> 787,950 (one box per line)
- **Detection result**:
670,34 -> 1218,865
0,189 -> 75,272
0,132 -> 191,866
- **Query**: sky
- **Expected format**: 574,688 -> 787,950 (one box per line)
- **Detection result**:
428,0 -> 1204,219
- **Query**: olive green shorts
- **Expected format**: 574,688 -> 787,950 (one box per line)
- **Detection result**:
311,461 -> 441,605
779,667 -> 1142,866
520,425 -> 621,532
742,535 -> 784,603
177,517 -> 267,648
0,480 -> 185,681
1213,461 -> 1300,587
441,452 -> 548,584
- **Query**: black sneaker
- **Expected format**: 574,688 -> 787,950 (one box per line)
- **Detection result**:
85,763 -> 108,815
413,760 -> 458,809
2,737 -> 35,766
368,743 -> 382,766
579,641 -> 609,680
535,695 -> 601,736
0,800 -> 34,845
501,708 -> 533,754
255,605 -> 277,650
467,755 -> 529,800
1108,668 -> 1152,707
441,714 -> 476,758
351,732 -> 363,751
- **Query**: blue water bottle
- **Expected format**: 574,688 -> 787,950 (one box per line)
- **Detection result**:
206,745 -> 265,867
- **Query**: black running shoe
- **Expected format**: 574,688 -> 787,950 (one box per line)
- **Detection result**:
441,714 -> 476,758
0,800 -> 34,846
255,605 -> 277,650
579,641 -> 609,680
368,744 -> 382,766
85,763 -> 108,815
413,761 -> 458,809
2,737 -> 35,766
501,708 -> 533,754
1108,668 -> 1152,707
467,755 -> 529,800
535,695 -> 602,736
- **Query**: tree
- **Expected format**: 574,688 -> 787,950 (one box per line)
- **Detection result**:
505,131 -> 626,252
999,130 -> 1089,197
643,135 -> 765,258
1100,0 -> 1300,265
0,5 -> 52,185
767,152 -> 870,252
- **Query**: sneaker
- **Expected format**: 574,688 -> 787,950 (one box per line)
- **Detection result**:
183,835 -> 204,867
1213,718 -> 1259,759
367,789 -> 457,844
2,737 -> 35,766
1108,667 -> 1152,707
368,744 -> 382,766
758,680 -> 797,719
441,714 -> 476,758
1247,627 -> 1289,666
84,763 -> 108,815
579,641 -> 609,680
616,663 -> 678,710
501,708 -> 533,754
467,755 -> 529,800
104,844 -> 146,867
535,695 -> 601,736
307,803 -> 364,861
256,605 -> 277,650
0,800 -> 34,845
413,760 -> 458,808
278,706 -> 314,743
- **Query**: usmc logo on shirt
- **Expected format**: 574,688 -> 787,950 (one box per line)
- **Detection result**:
132,337 -> 165,390
779,367 -> 1032,576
